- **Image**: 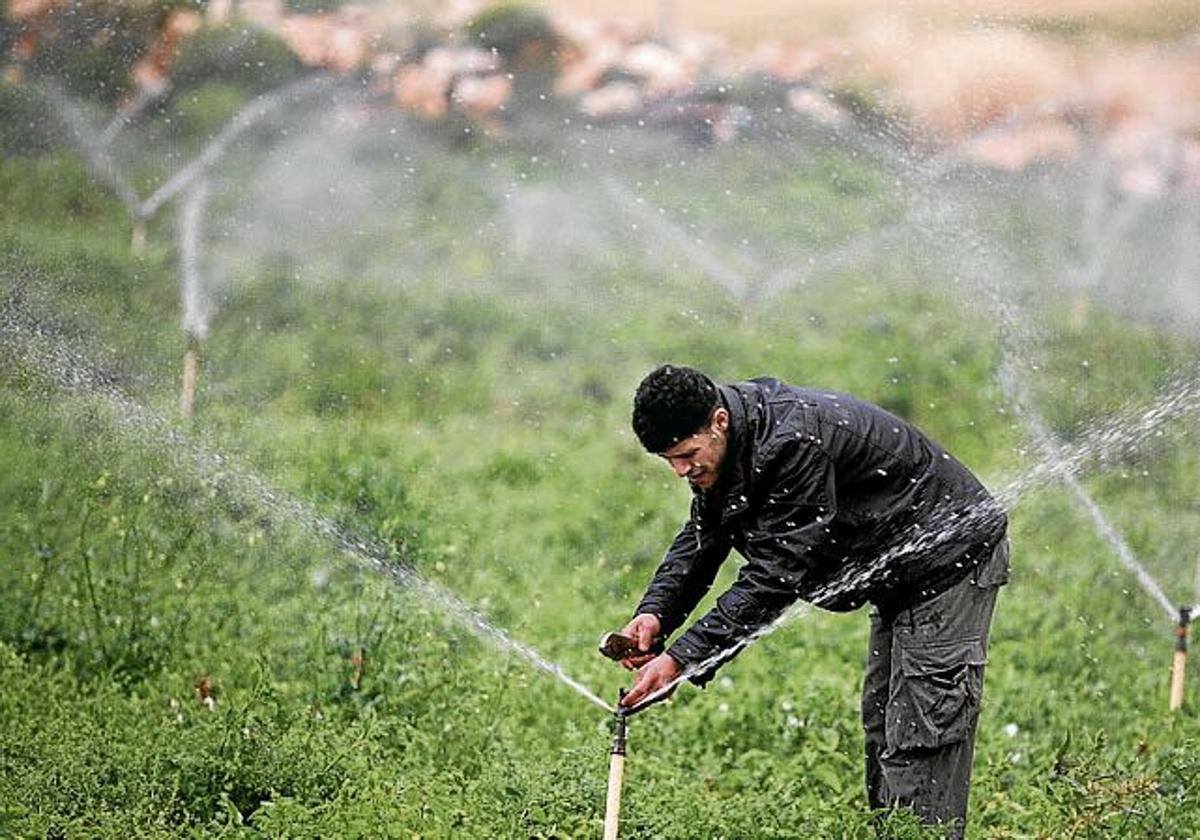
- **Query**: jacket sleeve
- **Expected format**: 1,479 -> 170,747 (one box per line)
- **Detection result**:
634,498 -> 734,639
667,439 -> 837,685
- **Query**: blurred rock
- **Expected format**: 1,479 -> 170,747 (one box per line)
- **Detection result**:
451,72 -> 512,117
5,0 -> 1200,181
579,80 -> 642,117
240,0 -> 285,30
394,46 -> 501,119
131,9 -> 202,94
279,8 -> 372,73
787,87 -> 849,127
962,119 -> 1079,171
621,41 -> 696,97
8,0 -> 58,20
754,40 -> 831,82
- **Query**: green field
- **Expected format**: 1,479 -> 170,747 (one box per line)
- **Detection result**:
4,59 -> 1200,839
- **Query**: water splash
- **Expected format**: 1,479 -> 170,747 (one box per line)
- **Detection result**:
0,300 -> 613,714
178,178 -> 211,341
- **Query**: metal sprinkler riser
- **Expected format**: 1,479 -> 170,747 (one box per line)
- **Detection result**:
603,689 -> 629,840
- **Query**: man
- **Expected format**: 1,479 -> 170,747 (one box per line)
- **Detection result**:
614,364 -> 1009,838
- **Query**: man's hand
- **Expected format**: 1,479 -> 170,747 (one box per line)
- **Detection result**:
621,653 -> 683,710
618,613 -> 662,670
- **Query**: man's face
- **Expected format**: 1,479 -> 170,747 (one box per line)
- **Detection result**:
658,408 -> 730,491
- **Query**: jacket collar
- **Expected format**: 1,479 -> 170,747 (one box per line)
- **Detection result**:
700,383 -> 751,522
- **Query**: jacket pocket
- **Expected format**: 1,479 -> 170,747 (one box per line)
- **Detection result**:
886,638 -> 986,752
974,539 -> 1011,588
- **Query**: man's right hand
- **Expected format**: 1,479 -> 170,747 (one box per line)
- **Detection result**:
617,613 -> 662,671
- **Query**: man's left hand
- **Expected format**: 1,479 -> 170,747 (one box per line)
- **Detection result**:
621,653 -> 683,710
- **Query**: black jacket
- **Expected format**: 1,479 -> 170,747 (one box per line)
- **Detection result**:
635,378 -> 1007,683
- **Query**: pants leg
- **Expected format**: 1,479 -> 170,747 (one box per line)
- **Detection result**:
863,608 -> 893,811
863,539 -> 1009,838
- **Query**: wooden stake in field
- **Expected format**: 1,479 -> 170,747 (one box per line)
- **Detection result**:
180,336 -> 199,419
131,220 -> 147,255
1170,607 -> 1190,711
604,691 -> 629,840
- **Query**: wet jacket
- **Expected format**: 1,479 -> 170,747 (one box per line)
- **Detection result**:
635,378 -> 1007,683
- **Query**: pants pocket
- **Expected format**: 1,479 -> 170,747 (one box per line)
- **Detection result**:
886,638 -> 986,752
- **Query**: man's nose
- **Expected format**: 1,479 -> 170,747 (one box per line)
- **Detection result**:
669,458 -> 690,477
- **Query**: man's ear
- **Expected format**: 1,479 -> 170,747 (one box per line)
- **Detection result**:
712,407 -> 730,434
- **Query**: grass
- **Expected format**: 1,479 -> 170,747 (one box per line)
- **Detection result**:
3,96 -> 1200,839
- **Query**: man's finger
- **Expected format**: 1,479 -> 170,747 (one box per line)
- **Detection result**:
623,678 -> 673,711
621,680 -> 647,707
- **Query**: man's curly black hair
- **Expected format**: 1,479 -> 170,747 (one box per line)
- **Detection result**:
632,364 -> 719,453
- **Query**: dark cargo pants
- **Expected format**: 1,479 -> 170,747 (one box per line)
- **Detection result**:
862,539 -> 1010,838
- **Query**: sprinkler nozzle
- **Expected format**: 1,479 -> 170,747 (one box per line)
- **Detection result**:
1177,607 -> 1191,653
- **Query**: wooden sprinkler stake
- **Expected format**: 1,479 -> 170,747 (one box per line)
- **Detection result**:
1170,607 -> 1191,711
180,337 -> 199,419
604,690 -> 629,840
131,220 -> 147,255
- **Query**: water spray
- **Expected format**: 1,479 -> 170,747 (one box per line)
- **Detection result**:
137,75 -> 335,220
178,178 -> 210,419
989,269 -> 1200,709
1170,607 -> 1190,711
39,76 -> 334,255
604,689 -> 630,840
0,302 -> 616,714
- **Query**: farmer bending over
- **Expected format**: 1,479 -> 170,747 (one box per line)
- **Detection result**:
615,364 -> 1009,838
